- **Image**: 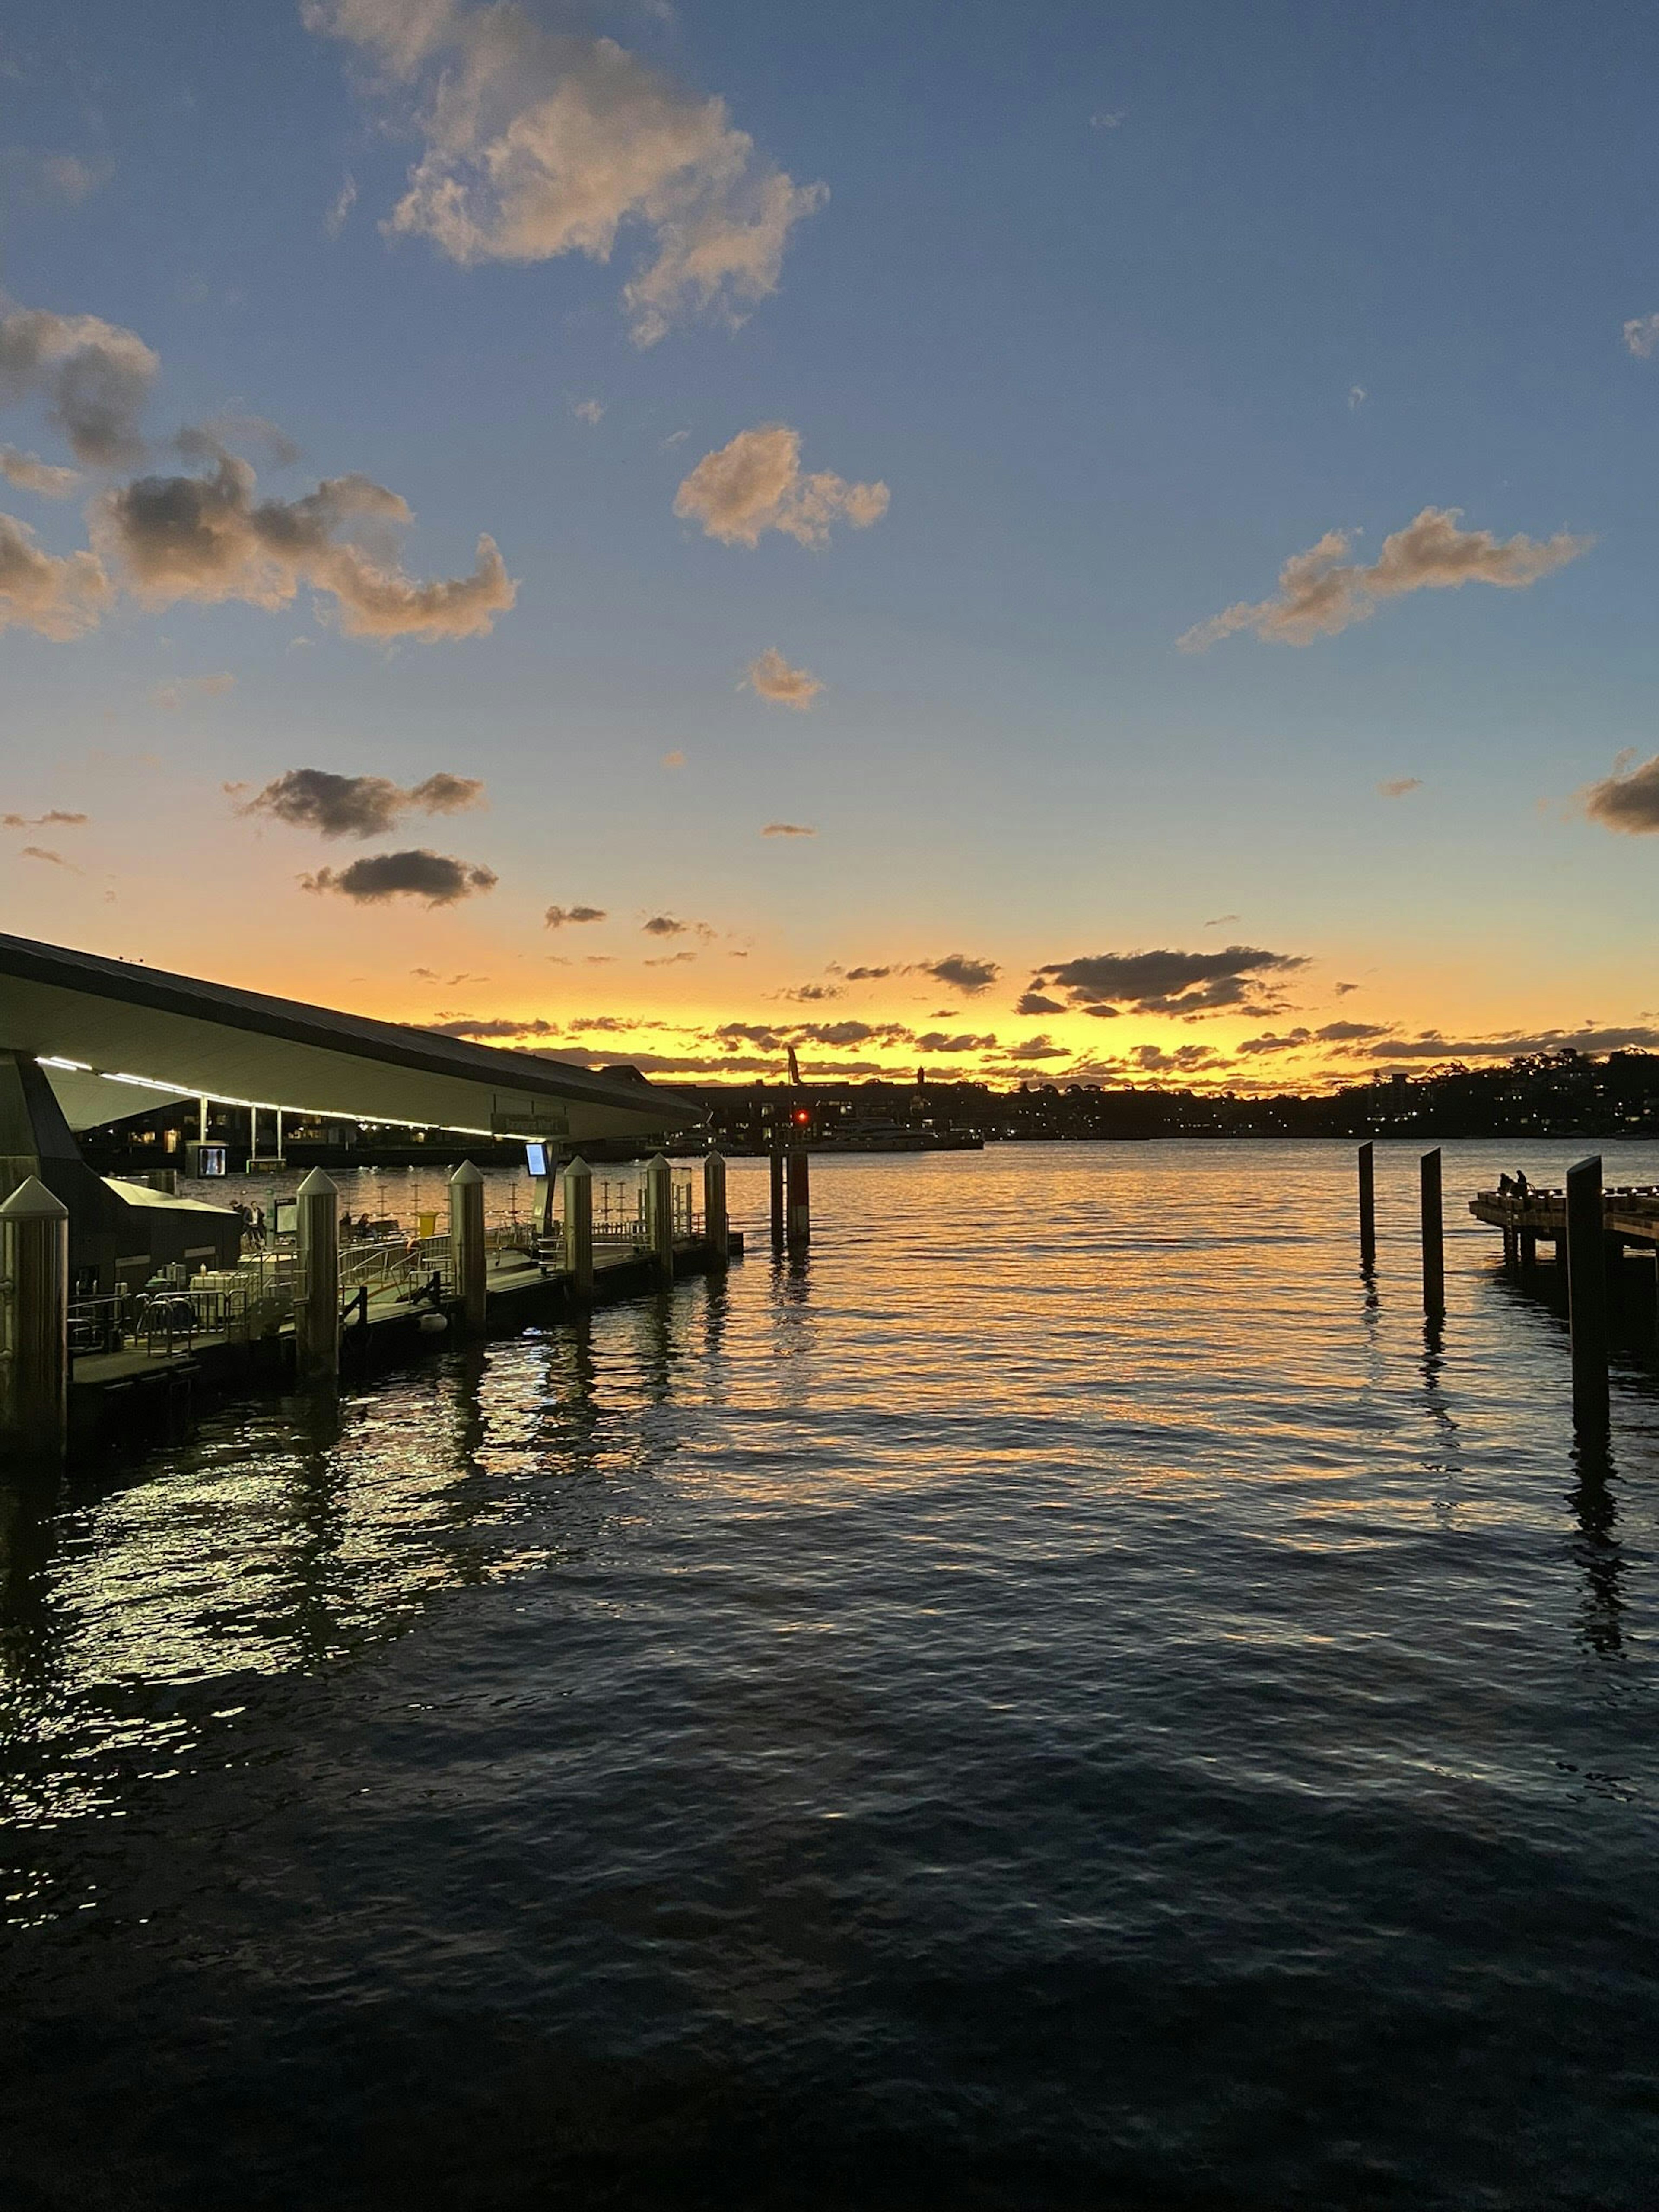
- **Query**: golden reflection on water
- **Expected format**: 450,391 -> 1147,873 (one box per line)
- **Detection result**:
3,1141 -> 1658,1873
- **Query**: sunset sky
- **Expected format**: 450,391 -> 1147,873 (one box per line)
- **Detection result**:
6,0 -> 1659,1093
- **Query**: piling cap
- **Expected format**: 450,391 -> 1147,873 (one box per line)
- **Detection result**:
449,1160 -> 485,1186
647,1153 -> 670,1170
563,1154 -> 591,1179
0,1174 -> 68,1219
704,1148 -> 725,1166
297,1167 -> 339,1197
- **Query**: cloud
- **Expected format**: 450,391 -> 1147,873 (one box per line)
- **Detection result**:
1131,1043 -> 1218,1074
544,902 -> 606,927
20,845 -> 74,868
1179,507 -> 1591,650
1334,980 -> 1360,996
304,0 -> 824,345
38,153 -> 110,204
1624,314 -> 1659,359
923,953 -> 1000,994
762,821 -> 815,837
93,447 -> 515,640
780,982 -> 840,1002
642,913 -> 686,936
325,171 -> 358,238
844,965 -> 893,981
1090,110 -> 1126,129
644,949 -> 697,966
661,749 -> 685,769
0,445 -> 80,497
1315,1019 -> 1390,1042
571,397 -> 604,425
1377,775 -> 1421,798
1372,1026 -> 1659,1061
674,425 -> 889,547
426,1014 -> 557,1039
1003,1034 -> 1067,1060
239,766 -> 486,839
1030,944 -> 1306,1018
1348,385 -> 1366,411
151,671 -> 236,709
746,645 -> 822,708
1580,750 -> 1659,834
1202,912 -> 1239,928
191,410 -> 304,469
0,302 -> 159,465
0,510 -> 110,637
1014,992 -> 1065,1015
2,809 -> 87,827
301,848 -> 497,906
915,1030 -> 997,1053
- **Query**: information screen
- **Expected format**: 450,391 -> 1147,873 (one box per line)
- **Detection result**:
525,1142 -> 548,1178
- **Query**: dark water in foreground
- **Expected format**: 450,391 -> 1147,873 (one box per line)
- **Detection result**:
3,1141 -> 1658,2210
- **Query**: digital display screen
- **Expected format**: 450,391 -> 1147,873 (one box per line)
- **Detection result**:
525,1142 -> 548,1178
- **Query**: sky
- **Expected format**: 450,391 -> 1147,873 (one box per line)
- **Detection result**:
6,0 -> 1659,1093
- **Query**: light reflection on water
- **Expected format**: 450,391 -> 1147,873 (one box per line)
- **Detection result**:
2,1142 -> 1657,2206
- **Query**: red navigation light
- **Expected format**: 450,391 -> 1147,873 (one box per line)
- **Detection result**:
793,1109 -> 810,1124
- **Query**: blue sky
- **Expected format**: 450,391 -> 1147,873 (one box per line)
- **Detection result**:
5,0 -> 1659,1085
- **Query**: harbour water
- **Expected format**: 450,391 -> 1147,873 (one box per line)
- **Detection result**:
3,1141 -> 1656,2208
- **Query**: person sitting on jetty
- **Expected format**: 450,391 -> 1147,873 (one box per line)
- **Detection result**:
1514,1169 -> 1529,1198
1498,1173 -> 1514,1196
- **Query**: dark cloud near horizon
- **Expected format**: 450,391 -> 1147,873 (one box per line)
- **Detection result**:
844,965 -> 893,982
239,766 -> 485,839
1015,992 -> 1065,1016
1368,1025 -> 1659,1061
545,903 -> 606,928
923,953 -> 1000,995
1032,944 -> 1306,1018
3,807 -> 88,828
301,848 -> 497,906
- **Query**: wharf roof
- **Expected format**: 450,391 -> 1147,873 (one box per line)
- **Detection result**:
0,930 -> 703,1144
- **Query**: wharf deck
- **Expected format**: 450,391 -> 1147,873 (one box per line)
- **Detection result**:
1468,1187 -> 1659,1249
67,1230 -> 742,1451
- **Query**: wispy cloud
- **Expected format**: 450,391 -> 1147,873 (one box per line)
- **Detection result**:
762,821 -> 815,837
0,511 -> 109,637
1624,313 -> 1659,359
675,425 -> 889,547
152,671 -> 235,710
0,445 -> 80,497
304,0 -> 825,345
571,397 -> 604,426
2,808 -> 87,828
324,170 -> 357,238
1179,507 -> 1590,650
1377,775 -> 1421,798
96,446 -> 515,641
922,953 -> 1000,995
746,646 -> 823,708
239,767 -> 485,838
544,902 -> 607,927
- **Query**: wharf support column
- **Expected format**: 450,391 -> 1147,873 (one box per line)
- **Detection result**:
769,1148 -> 785,1253
703,1151 -> 729,1265
786,1146 -> 810,1252
1565,1155 -> 1610,1437
563,1157 -> 594,1295
295,1168 -> 340,1386
645,1154 -> 674,1285
449,1161 -> 488,1334
1420,1148 -> 1444,1318
0,1176 -> 68,1465
1357,1142 -> 1376,1270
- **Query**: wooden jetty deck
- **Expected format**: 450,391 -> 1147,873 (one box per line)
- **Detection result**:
66,1230 -> 744,1453
1468,1185 -> 1659,1251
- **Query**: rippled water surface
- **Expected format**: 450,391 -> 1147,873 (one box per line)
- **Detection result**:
3,1142 -> 1658,2209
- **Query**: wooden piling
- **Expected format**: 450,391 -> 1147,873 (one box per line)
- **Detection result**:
0,1175 -> 68,1464
703,1150 -> 729,1264
1420,1148 -> 1444,1317
295,1167 -> 340,1385
786,1146 -> 810,1252
563,1156 -> 594,1294
1565,1155 -> 1610,1436
1357,1141 -> 1376,1269
449,1161 -> 488,1333
769,1147 -> 785,1252
645,1154 -> 674,1284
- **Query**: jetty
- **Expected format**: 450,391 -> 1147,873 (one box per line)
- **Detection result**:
0,931 -> 769,1467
